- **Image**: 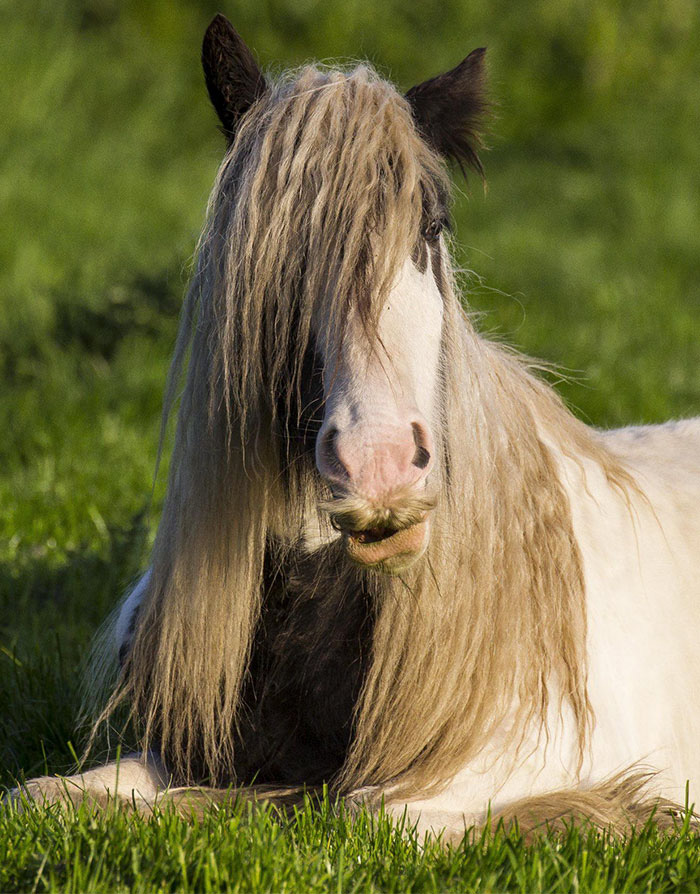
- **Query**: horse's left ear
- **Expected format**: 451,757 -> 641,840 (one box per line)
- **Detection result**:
406,48 -> 488,178
202,14 -> 268,142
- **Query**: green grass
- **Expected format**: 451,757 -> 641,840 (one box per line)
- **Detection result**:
2,0 -> 700,889
3,797 -> 700,893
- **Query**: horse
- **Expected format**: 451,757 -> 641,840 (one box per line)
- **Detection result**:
16,15 -> 700,840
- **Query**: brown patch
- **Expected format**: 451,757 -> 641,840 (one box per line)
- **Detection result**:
232,542 -> 375,787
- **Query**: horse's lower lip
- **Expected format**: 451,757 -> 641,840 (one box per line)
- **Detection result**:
344,519 -> 429,567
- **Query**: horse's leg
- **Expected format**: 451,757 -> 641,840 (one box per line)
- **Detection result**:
350,769 -> 686,844
10,752 -> 168,812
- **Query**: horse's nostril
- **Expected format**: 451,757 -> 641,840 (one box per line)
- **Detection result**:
411,422 -> 432,470
413,445 -> 431,469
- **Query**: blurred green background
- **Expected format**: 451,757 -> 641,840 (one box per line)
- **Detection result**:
1,0 -> 699,781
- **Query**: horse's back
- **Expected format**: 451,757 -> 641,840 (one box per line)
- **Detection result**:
604,417 -> 700,477
603,416 -> 700,568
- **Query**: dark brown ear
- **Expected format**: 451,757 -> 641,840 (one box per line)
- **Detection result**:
406,48 -> 488,178
202,14 -> 268,142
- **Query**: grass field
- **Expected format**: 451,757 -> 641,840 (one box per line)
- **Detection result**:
2,0 -> 700,890
3,798 -> 700,893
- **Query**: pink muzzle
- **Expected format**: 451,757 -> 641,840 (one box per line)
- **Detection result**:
316,418 -> 435,569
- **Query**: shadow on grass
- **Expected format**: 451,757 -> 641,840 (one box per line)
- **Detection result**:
1,269 -> 181,383
0,513 -> 147,786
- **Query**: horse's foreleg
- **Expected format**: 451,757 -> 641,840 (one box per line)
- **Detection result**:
9,752 -> 168,813
349,769 -> 688,844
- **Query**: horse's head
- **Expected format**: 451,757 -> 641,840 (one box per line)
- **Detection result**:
201,16 -> 487,573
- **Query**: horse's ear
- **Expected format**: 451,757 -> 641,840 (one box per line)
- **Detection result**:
202,14 -> 268,142
406,48 -> 488,178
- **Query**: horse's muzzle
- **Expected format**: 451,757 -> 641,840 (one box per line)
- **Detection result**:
320,486 -> 436,572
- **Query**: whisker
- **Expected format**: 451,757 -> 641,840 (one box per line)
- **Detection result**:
320,488 -> 438,533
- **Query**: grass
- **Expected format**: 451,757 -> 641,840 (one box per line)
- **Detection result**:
2,0 -> 700,890
3,797 -> 700,893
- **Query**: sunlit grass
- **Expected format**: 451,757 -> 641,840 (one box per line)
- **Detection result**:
2,795 -> 700,893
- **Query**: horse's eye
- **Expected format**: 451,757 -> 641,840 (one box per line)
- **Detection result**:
423,218 -> 445,243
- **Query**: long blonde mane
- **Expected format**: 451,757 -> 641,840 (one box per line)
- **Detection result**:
97,63 -> 629,796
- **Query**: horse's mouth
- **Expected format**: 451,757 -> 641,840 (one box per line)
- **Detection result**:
350,525 -> 398,544
343,518 -> 429,570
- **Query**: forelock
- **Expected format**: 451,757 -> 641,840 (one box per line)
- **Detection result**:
200,63 -> 451,438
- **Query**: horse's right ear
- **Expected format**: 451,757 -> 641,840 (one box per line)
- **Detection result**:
202,14 -> 268,142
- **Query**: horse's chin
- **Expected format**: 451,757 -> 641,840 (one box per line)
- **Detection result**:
343,518 -> 430,574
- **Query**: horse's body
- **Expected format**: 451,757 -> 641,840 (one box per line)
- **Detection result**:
398,418 -> 700,834
17,17 -> 700,838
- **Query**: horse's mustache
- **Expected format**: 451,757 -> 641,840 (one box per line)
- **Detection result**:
319,488 -> 437,534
